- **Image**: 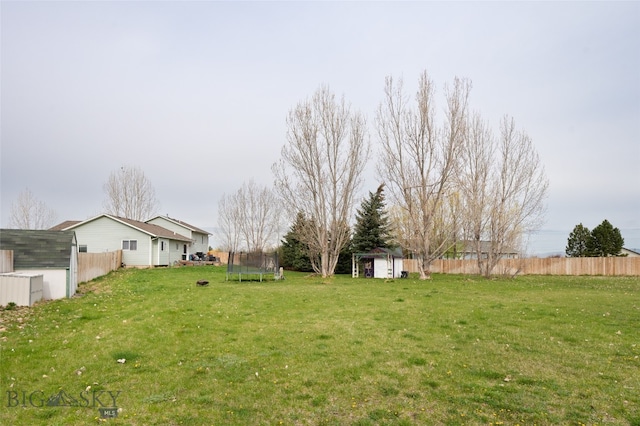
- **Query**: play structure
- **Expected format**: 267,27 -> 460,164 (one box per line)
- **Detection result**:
352,247 -> 405,279
226,251 -> 281,282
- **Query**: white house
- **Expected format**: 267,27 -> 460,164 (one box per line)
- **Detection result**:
620,247 -> 640,257
146,215 -> 211,258
0,229 -> 78,300
352,247 -> 405,279
55,215 -> 193,267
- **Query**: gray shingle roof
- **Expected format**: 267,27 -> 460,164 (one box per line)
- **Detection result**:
110,216 -> 192,242
50,220 -> 81,231
0,229 -> 76,269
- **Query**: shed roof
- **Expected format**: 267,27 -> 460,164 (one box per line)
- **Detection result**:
0,229 -> 76,269
355,247 -> 404,258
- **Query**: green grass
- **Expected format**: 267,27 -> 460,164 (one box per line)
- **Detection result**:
1,267 -> 639,425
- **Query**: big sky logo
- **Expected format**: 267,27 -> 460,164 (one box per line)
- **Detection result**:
7,389 -> 121,411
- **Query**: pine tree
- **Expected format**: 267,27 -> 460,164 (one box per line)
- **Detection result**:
279,212 -> 313,272
566,223 -> 592,257
351,184 -> 393,253
588,219 -> 624,257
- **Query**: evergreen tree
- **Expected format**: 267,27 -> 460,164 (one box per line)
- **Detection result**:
334,225 -> 354,274
279,212 -> 313,272
566,223 -> 592,257
588,219 -> 624,257
352,184 -> 393,253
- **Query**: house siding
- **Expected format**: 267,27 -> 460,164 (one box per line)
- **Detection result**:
146,217 -> 209,255
69,216 -> 193,267
168,241 -> 184,265
155,238 -> 175,266
72,216 -> 153,267
192,233 -> 209,254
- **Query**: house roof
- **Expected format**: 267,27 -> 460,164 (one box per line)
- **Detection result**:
60,214 -> 193,242
146,215 -> 211,235
50,220 -> 81,231
0,229 -> 76,269
621,247 -> 640,257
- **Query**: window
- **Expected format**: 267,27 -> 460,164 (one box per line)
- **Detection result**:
79,245 -> 87,253
122,240 -> 138,251
160,241 -> 166,251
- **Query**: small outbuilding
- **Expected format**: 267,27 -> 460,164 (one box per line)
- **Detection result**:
0,229 -> 78,300
352,247 -> 404,279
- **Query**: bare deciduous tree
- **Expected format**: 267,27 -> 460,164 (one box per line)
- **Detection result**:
458,115 -> 548,277
216,192 -> 242,252
273,86 -> 369,277
217,180 -> 282,253
8,188 -> 58,229
457,112 -> 495,270
103,165 -> 159,221
487,116 -> 547,275
377,71 -> 470,279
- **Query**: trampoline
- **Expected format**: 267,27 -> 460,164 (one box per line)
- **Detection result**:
226,251 -> 280,282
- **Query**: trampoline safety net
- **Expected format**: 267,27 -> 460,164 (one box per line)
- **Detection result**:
226,251 -> 280,282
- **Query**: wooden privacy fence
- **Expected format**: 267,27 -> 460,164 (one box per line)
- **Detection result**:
78,250 -> 122,283
403,257 -> 640,276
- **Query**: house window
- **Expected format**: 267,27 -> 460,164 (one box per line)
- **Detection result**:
122,240 -> 138,251
160,241 -> 166,251
79,245 -> 87,253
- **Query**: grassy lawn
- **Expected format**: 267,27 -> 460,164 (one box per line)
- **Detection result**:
1,267 -> 639,425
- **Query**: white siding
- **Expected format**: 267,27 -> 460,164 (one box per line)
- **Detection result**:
156,238 -> 171,266
394,258 -> 404,277
72,217 -> 153,267
191,232 -> 209,254
146,218 -> 209,255
373,257 -> 404,278
13,269 -> 68,299
169,241 -> 184,265
0,273 -> 43,306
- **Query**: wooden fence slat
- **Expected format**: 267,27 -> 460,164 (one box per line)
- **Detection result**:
403,257 -> 640,276
78,250 -> 122,283
0,250 -> 13,273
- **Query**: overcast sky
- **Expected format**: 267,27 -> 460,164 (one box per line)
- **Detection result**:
1,1 -> 639,253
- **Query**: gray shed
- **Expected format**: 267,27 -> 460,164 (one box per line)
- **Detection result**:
0,229 -> 78,300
